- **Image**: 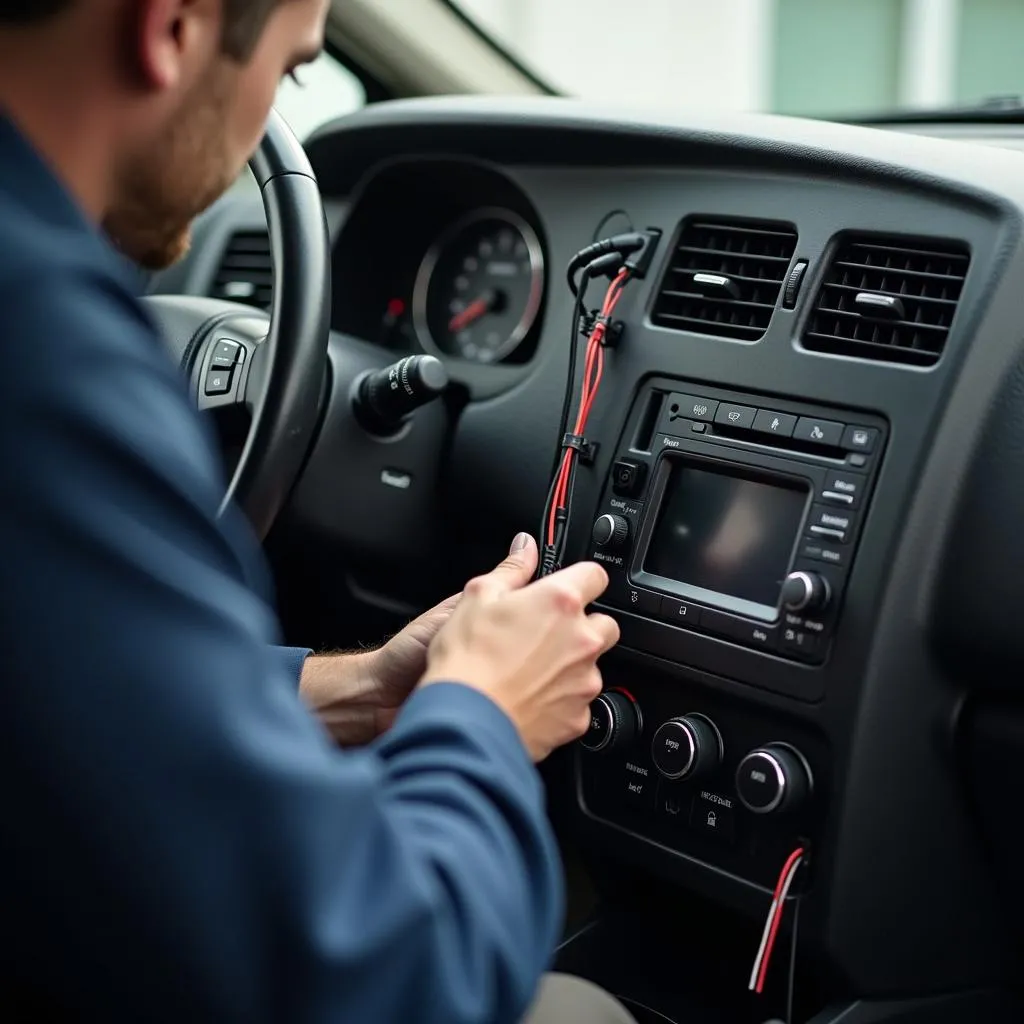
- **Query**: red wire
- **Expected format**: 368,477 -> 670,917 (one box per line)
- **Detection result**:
755,847 -> 804,994
546,269 -> 629,548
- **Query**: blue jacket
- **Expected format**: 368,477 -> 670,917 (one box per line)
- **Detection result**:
0,112 -> 562,1022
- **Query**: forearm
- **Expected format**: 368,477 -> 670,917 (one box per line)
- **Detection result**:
299,650 -> 389,746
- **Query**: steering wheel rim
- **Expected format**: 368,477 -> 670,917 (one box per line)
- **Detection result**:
146,108 -> 331,540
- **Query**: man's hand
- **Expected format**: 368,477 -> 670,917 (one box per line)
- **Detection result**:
421,540 -> 620,762
299,534 -> 538,746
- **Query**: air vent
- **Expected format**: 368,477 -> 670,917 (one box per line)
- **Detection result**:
651,218 -> 798,340
210,230 -> 273,309
804,235 -> 970,367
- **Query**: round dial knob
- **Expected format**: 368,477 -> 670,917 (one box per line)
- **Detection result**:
592,514 -> 629,549
781,571 -> 831,613
354,355 -> 449,435
650,714 -> 723,781
580,691 -> 641,753
735,744 -> 812,815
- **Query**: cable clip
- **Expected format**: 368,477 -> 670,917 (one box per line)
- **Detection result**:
561,432 -> 599,465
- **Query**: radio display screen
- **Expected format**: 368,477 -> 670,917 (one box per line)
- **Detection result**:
644,463 -> 807,612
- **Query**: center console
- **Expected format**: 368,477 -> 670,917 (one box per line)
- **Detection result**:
575,377 -> 887,889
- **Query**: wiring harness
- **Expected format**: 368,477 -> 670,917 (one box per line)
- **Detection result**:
539,230 -> 659,577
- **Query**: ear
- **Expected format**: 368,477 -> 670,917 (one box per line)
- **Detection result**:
135,0 -> 220,91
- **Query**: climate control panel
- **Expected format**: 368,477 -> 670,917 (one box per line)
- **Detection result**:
575,672 -> 824,889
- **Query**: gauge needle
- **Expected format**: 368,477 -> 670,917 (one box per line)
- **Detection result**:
448,292 -> 495,333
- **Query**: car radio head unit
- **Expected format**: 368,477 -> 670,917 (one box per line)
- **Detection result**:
587,379 -> 887,692
636,459 -> 810,623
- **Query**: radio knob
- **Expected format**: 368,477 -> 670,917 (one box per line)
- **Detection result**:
592,514 -> 629,550
735,744 -> 812,815
580,691 -> 641,753
781,571 -> 830,613
650,714 -> 722,781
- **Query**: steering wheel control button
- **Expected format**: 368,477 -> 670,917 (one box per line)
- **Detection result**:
713,403 -> 757,430
752,409 -> 797,438
736,745 -> 812,815
781,571 -> 831,614
204,367 -> 233,396
592,514 -> 629,550
842,424 -> 879,453
794,417 -> 844,447
580,691 -> 641,754
821,471 -> 864,508
651,715 -> 722,781
612,459 -> 646,497
210,339 -> 242,369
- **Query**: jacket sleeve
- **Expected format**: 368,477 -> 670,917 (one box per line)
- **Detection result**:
275,645 -> 313,687
0,274 -> 564,1024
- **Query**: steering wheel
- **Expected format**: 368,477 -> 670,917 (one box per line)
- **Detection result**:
145,109 -> 330,540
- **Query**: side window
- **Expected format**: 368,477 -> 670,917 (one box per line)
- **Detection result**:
956,0 -> 1024,104
273,52 -> 367,142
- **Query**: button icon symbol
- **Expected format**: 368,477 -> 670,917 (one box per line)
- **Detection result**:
692,403 -> 708,418
630,590 -> 639,605
664,798 -> 681,816
771,417 -> 780,431
728,410 -> 742,423
852,429 -> 869,447
706,811 -> 718,828
810,425 -> 825,440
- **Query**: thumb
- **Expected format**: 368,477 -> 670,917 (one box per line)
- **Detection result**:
472,533 -> 538,600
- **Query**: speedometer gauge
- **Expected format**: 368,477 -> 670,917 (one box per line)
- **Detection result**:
413,209 -> 544,363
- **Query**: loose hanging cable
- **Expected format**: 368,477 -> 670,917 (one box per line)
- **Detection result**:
748,847 -> 804,994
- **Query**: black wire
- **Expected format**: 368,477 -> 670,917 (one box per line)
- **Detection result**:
556,454 -> 580,567
786,897 -> 801,1024
591,209 -> 634,243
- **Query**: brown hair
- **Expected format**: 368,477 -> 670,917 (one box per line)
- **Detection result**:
0,0 -> 286,60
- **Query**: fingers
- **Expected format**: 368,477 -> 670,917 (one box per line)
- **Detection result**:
537,560 -> 610,609
464,533 -> 539,602
586,612 -> 620,655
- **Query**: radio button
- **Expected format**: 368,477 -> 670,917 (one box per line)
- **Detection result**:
664,393 -> 718,427
752,409 -> 797,438
781,626 -> 821,660
801,541 -> 846,566
842,424 -> 879,453
781,571 -> 830,614
593,513 -> 629,549
794,417 -> 844,447
714,403 -> 757,430
701,610 -> 779,650
810,503 -> 856,540
659,597 -> 701,626
821,471 -> 865,509
622,586 -> 660,616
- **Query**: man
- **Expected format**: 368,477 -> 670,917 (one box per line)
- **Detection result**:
0,1 -> 641,1022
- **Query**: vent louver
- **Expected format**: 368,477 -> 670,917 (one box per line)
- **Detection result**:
651,218 -> 798,340
210,230 -> 273,310
804,235 -> 969,367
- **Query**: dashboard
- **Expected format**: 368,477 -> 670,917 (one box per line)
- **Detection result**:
152,98 -> 1024,1017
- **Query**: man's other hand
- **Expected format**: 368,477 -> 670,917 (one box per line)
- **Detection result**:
299,534 -> 538,746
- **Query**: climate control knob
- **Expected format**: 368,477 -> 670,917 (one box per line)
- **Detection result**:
735,744 -> 812,815
650,714 -> 722,781
781,571 -> 830,614
592,514 -> 629,550
580,691 -> 641,753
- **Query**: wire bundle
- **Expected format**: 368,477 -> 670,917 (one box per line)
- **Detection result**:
540,266 -> 631,575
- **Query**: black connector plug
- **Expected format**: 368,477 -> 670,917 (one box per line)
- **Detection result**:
624,228 -> 662,279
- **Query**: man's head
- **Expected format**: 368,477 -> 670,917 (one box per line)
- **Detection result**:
0,0 -> 329,268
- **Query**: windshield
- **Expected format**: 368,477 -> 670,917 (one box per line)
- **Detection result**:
451,0 -> 1024,118
274,52 -> 365,140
